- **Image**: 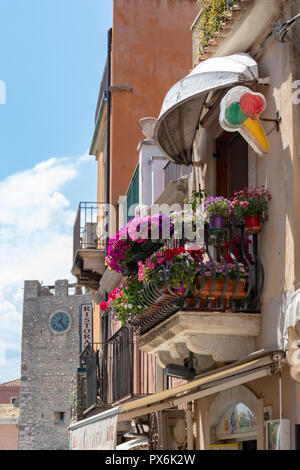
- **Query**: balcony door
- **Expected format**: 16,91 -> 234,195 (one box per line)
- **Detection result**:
216,132 -> 248,198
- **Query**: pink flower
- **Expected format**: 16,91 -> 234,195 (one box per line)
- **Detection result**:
100,301 -> 108,311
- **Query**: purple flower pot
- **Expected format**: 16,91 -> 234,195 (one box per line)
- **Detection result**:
209,216 -> 224,234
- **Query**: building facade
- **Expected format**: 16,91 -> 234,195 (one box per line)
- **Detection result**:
0,379 -> 20,450
19,280 -> 92,450
69,0 -> 300,451
70,0 -> 200,447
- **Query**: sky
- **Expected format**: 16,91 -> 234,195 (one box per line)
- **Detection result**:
0,0 -> 112,382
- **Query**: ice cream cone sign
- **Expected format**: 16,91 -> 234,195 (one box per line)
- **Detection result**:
219,86 -> 270,156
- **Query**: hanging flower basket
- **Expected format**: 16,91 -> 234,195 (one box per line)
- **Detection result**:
105,213 -> 174,275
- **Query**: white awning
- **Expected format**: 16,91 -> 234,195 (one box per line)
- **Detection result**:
116,438 -> 149,450
154,53 -> 259,165
69,407 -> 120,450
118,350 -> 281,421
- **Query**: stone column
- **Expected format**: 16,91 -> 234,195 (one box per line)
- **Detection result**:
24,281 -> 41,299
55,280 -> 69,297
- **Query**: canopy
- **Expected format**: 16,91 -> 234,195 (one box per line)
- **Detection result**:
154,53 -> 259,165
69,407 -> 120,450
118,350 -> 280,421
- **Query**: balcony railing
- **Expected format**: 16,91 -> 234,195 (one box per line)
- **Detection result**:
129,222 -> 264,335
73,202 -> 107,261
164,161 -> 192,189
80,330 -> 154,408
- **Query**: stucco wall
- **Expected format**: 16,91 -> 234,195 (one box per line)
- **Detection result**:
0,424 -> 18,450
192,2 -> 300,351
194,366 -> 298,450
0,387 -> 19,405
110,0 -> 199,209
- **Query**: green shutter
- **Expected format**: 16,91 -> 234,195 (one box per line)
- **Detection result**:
126,165 -> 139,223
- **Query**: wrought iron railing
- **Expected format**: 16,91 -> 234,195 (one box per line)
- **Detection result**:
73,202 -> 107,261
80,330 -> 154,406
129,222 -> 264,335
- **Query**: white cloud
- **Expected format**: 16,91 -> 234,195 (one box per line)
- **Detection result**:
0,155 -> 92,383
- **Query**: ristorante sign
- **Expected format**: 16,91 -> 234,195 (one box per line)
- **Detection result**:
80,303 -> 93,352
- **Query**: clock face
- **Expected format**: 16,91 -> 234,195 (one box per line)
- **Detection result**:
50,312 -> 71,333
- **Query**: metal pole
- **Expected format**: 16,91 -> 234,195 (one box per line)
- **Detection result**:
186,403 -> 193,450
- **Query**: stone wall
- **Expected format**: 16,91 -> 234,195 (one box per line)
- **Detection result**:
18,280 -> 92,450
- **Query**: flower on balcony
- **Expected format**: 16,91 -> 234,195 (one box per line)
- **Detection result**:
204,196 -> 232,217
137,246 -> 205,286
222,235 -> 253,264
231,186 -> 271,218
99,301 -> 108,311
107,276 -> 144,325
105,213 -> 174,273
196,261 -> 249,280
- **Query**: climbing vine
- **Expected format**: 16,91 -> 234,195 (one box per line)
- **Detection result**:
193,0 -> 240,61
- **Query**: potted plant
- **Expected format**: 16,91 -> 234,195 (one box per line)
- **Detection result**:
231,186 -> 271,234
195,261 -> 249,300
203,196 -> 231,234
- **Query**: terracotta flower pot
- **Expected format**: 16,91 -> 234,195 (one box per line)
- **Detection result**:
195,276 -> 246,300
244,213 -> 261,234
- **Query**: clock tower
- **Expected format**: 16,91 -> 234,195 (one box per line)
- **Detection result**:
18,279 -> 92,450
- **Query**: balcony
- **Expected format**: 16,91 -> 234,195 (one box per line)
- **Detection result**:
133,223 -> 263,374
164,161 -> 192,189
192,0 -> 284,65
71,202 -> 106,290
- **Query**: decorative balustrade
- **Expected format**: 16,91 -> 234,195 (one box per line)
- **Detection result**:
129,222 -> 264,335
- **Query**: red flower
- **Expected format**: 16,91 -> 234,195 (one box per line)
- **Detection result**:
164,247 -> 185,261
100,301 -> 108,311
188,249 -> 203,261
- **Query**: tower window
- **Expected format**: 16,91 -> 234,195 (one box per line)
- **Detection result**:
54,412 -> 65,424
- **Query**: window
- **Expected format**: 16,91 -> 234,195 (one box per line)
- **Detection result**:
10,397 -> 17,406
54,412 -> 65,424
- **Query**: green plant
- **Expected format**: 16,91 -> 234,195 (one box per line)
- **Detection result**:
193,0 -> 239,59
107,276 -> 144,325
184,189 -> 207,210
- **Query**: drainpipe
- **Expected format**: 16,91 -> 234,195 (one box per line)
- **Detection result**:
186,403 -> 194,450
106,28 -> 112,210
102,29 -> 112,404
